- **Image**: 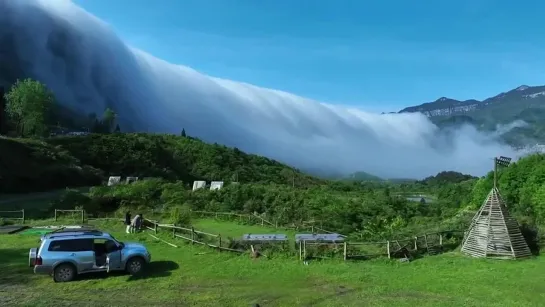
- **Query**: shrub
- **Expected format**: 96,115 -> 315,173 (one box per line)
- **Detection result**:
51,189 -> 92,211
167,204 -> 192,226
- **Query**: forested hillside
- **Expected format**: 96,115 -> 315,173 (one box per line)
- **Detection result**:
3,78 -> 545,242
0,137 -> 102,193
70,153 -> 544,240
0,133 -> 322,193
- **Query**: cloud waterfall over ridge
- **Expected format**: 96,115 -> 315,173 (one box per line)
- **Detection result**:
1,0 -> 520,178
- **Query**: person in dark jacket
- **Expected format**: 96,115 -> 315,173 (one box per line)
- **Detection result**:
125,212 -> 132,233
136,213 -> 143,231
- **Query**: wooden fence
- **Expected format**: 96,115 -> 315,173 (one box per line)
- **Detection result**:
2,208 -> 463,260
140,216 -> 463,261
0,209 -> 25,223
141,218 -> 245,253
191,210 -> 346,236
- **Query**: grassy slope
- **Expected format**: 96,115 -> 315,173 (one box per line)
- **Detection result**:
0,137 -> 102,193
2,220 -> 545,306
1,133 -> 324,194
47,133 -> 323,187
193,218 -> 297,239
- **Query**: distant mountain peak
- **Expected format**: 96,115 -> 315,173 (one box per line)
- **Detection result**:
436,97 -> 452,102
515,85 -> 530,91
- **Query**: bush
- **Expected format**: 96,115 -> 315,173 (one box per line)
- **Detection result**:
167,205 -> 192,226
0,137 -> 102,193
51,189 -> 92,211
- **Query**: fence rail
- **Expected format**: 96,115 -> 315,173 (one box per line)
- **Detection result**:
3,208 -> 463,261
0,209 -> 25,223
139,216 -> 462,261
191,210 -> 346,236
143,218 -> 245,253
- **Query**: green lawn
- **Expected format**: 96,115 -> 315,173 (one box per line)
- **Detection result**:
1,220 -> 545,306
0,187 -> 92,220
193,218 -> 297,239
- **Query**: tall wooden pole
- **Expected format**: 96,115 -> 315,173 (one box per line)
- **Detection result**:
493,157 -> 497,189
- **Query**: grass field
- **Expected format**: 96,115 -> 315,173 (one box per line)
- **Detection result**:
1,220 -> 545,307
193,218 -> 297,239
0,187 -> 92,220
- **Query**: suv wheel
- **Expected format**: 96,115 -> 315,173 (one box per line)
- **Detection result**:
126,257 -> 145,275
53,264 -> 76,282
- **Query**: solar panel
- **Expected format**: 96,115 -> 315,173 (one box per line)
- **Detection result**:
295,233 -> 344,243
497,156 -> 512,167
126,176 -> 139,184
210,181 -> 224,190
192,181 -> 206,191
107,176 -> 121,186
242,234 -> 288,242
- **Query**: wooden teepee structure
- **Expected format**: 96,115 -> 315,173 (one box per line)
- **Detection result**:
460,156 -> 532,259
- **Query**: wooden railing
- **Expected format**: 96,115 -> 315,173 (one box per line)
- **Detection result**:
140,216 -> 463,260
142,218 -> 245,253
0,209 -> 25,223
6,208 -> 463,261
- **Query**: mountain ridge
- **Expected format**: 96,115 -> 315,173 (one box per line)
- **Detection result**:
399,84 -> 545,114
397,84 -> 545,146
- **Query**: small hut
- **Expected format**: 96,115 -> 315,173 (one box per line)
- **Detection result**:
461,156 -> 531,259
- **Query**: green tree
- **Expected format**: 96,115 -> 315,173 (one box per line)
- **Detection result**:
101,108 -> 116,133
114,124 -> 121,133
181,128 -> 186,137
0,86 -> 6,135
4,78 -> 54,137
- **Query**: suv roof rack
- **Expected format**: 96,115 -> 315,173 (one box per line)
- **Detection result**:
49,225 -> 98,234
46,230 -> 104,239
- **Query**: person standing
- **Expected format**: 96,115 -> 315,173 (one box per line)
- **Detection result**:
136,213 -> 143,232
124,211 -> 132,233
130,213 -> 142,233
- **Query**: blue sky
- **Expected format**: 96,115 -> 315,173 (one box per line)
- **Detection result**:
74,0 -> 545,112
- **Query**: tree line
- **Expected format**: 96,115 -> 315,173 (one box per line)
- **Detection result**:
3,78 -> 545,241
0,78 -> 120,137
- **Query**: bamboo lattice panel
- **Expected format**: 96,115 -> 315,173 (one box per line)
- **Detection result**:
461,188 -> 531,259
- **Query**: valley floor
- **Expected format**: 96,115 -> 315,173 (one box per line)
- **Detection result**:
1,221 -> 544,307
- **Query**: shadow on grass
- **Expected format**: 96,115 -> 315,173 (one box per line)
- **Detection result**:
521,223 -> 540,256
0,248 -> 33,286
127,260 -> 179,281
77,260 -> 180,282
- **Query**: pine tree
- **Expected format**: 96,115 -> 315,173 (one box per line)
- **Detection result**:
181,128 -> 186,137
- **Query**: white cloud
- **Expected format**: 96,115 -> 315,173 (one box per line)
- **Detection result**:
1,0 -> 524,179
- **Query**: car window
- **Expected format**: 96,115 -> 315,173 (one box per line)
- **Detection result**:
94,239 -> 119,253
47,238 -> 94,252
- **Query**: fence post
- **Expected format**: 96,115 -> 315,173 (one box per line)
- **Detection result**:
81,210 -> 85,224
21,209 -> 25,224
275,220 -> 278,229
387,241 -> 390,259
54,210 -> 58,221
414,236 -> 418,250
439,234 -> 443,246
218,235 -> 222,252
343,242 -> 347,261
261,218 -> 264,226
172,225 -> 176,238
311,226 -> 314,233
303,240 -> 307,260
299,241 -> 302,260
154,222 -> 158,234
191,227 -> 195,244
